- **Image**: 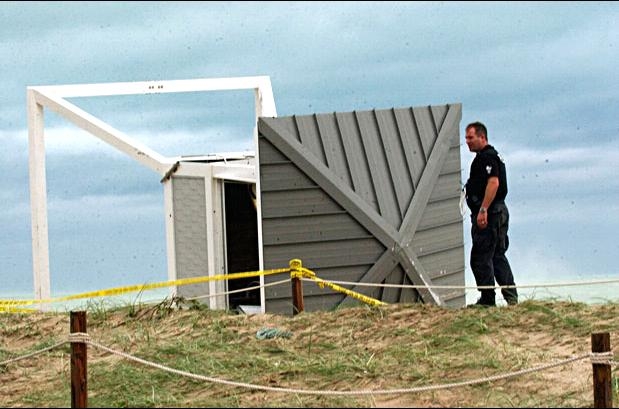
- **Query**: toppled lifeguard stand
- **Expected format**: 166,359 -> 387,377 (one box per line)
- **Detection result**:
27,76 -> 465,314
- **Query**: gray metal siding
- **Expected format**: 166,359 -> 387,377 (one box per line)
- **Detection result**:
259,103 -> 465,314
171,176 -> 210,299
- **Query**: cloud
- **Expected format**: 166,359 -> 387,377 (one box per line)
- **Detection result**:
506,142 -> 619,195
9,122 -> 255,158
504,244 -> 618,303
48,193 -> 163,226
460,141 -> 619,225
464,222 -> 619,304
3,3 -> 617,129
3,2 -> 619,299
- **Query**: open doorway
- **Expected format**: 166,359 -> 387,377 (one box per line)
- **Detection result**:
224,181 -> 260,309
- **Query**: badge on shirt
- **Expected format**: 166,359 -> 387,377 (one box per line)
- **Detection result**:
486,165 -> 492,174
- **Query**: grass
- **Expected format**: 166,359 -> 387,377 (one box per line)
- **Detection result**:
0,298 -> 618,407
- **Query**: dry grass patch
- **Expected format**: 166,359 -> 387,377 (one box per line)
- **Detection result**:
1,299 -> 618,407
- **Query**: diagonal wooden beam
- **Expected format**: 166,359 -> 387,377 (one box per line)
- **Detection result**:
32,90 -> 172,174
399,104 -> 462,246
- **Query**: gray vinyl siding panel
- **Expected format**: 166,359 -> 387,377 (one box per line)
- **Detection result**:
431,270 -> 466,307
335,112 -> 378,210
432,269 -> 465,287
410,222 -> 464,257
393,108 -> 427,189
444,297 -> 466,308
375,265 -> 421,304
295,115 -> 327,165
260,118 -> 400,247
381,266 -> 406,303
399,278 -> 421,303
262,238 -> 385,270
258,103 -> 464,313
442,145 -> 462,174
413,106 -> 437,161
302,265 -> 375,287
294,264 -> 373,283
258,139 -> 289,163
266,278 -> 369,299
171,176 -> 210,299
429,173 -> 462,202
431,104 -> 449,132
277,116 -> 302,143
261,188 -> 344,218
355,110 -> 401,227
418,247 -> 464,278
315,114 -> 352,187
260,162 -> 317,191
417,198 -> 462,231
262,213 -> 372,245
375,108 -> 415,218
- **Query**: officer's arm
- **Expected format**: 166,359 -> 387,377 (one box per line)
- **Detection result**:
481,176 -> 499,210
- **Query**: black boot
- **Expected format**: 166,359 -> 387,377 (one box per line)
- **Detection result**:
502,288 -> 518,305
468,290 -> 496,308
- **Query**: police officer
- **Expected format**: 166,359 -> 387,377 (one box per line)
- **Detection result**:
464,122 -> 518,307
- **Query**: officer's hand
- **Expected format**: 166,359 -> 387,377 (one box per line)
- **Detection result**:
477,213 -> 488,229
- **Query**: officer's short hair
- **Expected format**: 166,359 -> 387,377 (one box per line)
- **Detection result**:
466,122 -> 488,140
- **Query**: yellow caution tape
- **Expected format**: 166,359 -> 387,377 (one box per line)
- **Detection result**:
296,267 -> 387,308
0,267 -> 291,308
1,259 -> 386,311
0,306 -> 38,313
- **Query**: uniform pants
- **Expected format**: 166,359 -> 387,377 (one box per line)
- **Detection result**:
470,203 -> 518,302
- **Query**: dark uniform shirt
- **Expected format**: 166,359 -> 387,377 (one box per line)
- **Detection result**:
465,145 -> 507,213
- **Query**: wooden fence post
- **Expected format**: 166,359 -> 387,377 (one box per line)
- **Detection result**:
591,332 -> 612,408
71,311 -> 88,408
290,259 -> 304,315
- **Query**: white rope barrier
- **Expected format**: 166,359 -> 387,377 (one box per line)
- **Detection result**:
0,341 -> 66,366
1,334 -> 615,397
305,277 -> 619,291
80,339 -> 597,396
2,273 -> 617,314
590,351 -> 614,365
185,278 -> 289,302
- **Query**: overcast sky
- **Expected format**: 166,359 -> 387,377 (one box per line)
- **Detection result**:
1,2 -> 618,302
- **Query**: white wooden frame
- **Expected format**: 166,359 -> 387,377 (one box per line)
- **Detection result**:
27,76 -> 277,304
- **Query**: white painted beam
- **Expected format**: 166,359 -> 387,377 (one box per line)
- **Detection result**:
27,89 -> 51,302
31,76 -> 276,99
211,163 -> 256,184
31,89 -> 172,174
162,180 -> 177,298
204,168 -> 226,309
254,76 -> 277,118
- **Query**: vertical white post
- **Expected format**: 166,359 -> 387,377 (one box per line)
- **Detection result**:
254,87 -> 264,312
253,78 -> 277,313
253,78 -> 278,313
27,89 -> 51,301
162,179 -> 177,298
205,166 -> 225,309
